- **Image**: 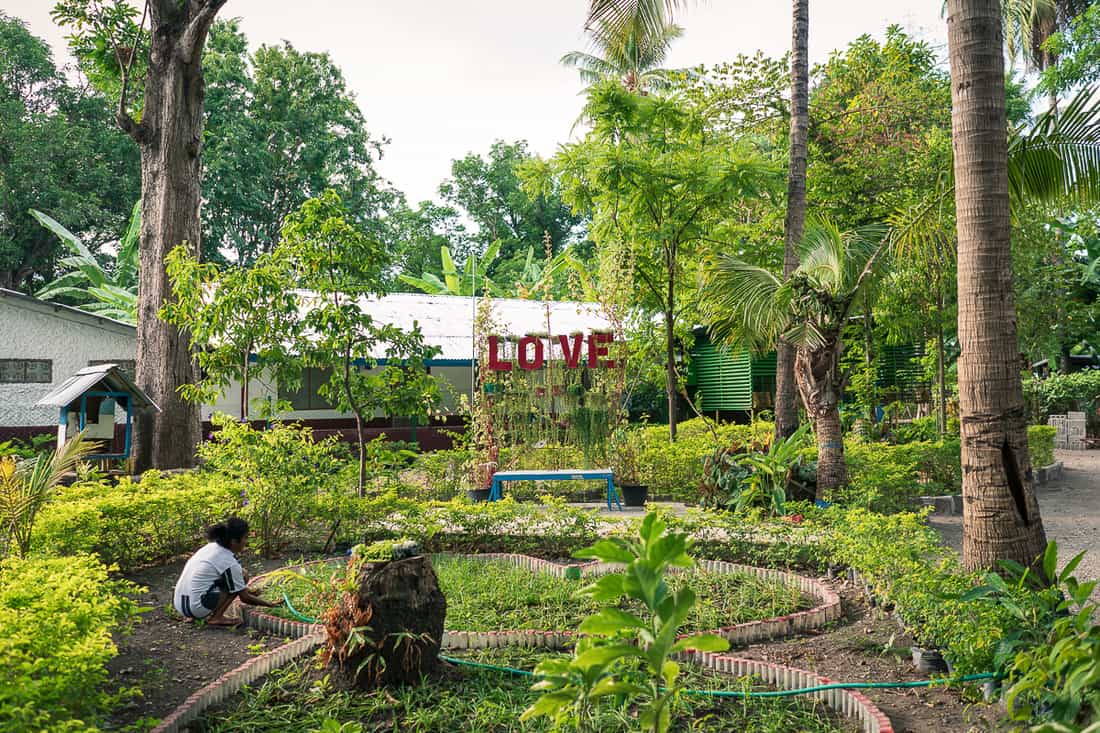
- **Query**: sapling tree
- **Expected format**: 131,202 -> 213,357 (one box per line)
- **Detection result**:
529,82 -> 777,441
522,512 -> 729,733
280,191 -> 440,496
162,245 -> 302,420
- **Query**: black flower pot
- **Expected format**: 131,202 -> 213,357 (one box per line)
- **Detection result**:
466,488 -> 492,503
620,484 -> 648,507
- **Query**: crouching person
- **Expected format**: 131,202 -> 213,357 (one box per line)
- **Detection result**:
173,517 -> 279,626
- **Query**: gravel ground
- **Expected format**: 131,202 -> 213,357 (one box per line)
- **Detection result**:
930,448 -> 1100,580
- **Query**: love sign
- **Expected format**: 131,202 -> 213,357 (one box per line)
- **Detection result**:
487,333 -> 616,371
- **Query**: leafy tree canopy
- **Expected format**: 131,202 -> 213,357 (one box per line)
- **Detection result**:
0,11 -> 139,292
439,139 -> 587,284
202,19 -> 399,265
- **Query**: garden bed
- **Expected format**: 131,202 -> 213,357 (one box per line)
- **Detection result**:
194,647 -> 860,733
254,554 -> 815,635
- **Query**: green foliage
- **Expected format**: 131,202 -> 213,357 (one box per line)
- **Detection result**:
964,542 -> 1100,728
817,508 -> 1016,674
1025,370 -> 1100,429
199,415 -> 345,556
524,513 -> 730,733
700,424 -> 809,514
1029,424 -> 1058,468
33,470 -> 237,570
836,438 -> 961,513
0,554 -> 140,731
439,139 -> 585,282
636,419 -> 774,501
0,433 -> 97,557
0,11 -> 139,291
1041,4 -> 1100,93
31,201 -> 140,322
200,648 -> 844,733
163,245 -> 302,417
280,190 -> 441,495
200,20 -> 398,265
268,555 -> 806,634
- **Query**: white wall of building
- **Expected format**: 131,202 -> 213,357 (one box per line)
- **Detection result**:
0,292 -> 135,428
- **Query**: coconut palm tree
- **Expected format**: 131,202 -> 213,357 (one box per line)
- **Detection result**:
701,219 -> 887,498
947,0 -> 1048,572
561,20 -> 683,94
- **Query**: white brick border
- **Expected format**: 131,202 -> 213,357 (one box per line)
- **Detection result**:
160,556 -> 886,733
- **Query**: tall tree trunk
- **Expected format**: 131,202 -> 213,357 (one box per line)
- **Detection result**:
665,305 -> 678,442
794,344 -> 845,499
126,1 -> 226,471
947,0 -> 1047,572
936,284 -> 948,437
774,0 -> 809,442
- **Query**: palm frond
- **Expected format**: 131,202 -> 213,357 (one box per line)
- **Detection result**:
887,182 -> 956,264
586,0 -> 687,55
1008,86 -> 1100,203
700,255 -> 788,352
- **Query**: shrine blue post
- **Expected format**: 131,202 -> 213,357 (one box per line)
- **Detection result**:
488,469 -> 622,511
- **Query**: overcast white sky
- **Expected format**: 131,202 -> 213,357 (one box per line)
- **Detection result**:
4,1 -> 948,205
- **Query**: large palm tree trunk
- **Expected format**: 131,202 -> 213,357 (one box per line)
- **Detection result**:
947,0 -> 1047,572
774,0 -> 809,441
794,344 -> 845,499
124,1 -> 225,471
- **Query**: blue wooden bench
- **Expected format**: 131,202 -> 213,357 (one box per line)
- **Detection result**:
488,469 -> 622,510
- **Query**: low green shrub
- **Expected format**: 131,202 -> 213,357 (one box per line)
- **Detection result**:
830,438 -> 961,513
814,507 -> 1016,674
34,471 -> 238,571
636,419 -> 774,501
1024,370 -> 1100,432
200,415 -> 347,555
0,554 -> 140,732
1028,424 -> 1057,468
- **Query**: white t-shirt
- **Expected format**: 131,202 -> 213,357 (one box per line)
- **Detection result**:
173,542 -> 247,619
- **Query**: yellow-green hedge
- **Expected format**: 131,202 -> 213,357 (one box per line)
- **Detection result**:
0,555 -> 139,732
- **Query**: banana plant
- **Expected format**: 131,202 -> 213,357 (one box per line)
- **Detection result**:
398,240 -> 506,297
31,201 -> 140,323
522,512 -> 729,733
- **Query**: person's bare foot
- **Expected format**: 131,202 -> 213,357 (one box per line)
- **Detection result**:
205,616 -> 241,628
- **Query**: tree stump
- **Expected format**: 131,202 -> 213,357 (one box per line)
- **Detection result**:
324,555 -> 446,687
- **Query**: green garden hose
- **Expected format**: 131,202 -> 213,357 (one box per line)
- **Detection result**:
436,654 -> 996,698
280,597 -> 998,699
282,593 -> 319,624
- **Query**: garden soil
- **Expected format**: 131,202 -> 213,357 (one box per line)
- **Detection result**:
930,448 -> 1100,582
104,554 -> 302,730
736,583 -> 1005,733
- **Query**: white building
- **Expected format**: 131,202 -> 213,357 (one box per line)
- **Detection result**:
0,289 -> 610,446
0,288 -> 136,440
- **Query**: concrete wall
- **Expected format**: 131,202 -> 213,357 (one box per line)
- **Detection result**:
0,295 -> 135,429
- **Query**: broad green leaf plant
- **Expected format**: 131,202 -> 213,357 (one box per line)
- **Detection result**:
522,512 -> 729,733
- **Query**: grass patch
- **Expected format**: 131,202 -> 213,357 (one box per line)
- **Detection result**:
261,555 -> 810,633
198,647 -> 851,732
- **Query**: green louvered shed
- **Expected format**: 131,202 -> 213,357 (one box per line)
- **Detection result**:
690,340 -> 754,411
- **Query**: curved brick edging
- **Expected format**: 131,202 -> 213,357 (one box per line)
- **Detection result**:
148,630 -> 325,733
683,651 -> 895,733
177,555 -> 883,733
241,553 -> 841,649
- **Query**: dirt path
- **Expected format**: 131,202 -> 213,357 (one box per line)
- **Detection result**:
930,448 -> 1100,580
105,553 -> 307,730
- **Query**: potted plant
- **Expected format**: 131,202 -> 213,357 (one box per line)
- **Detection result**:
608,426 -> 647,507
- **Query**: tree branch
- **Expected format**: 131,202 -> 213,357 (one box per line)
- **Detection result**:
179,0 -> 228,63
115,1 -> 149,142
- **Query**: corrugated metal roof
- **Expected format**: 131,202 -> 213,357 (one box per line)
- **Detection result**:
36,363 -> 159,411
298,292 -> 612,361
